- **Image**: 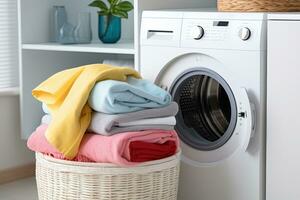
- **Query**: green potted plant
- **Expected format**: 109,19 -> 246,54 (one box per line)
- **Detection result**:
89,0 -> 133,43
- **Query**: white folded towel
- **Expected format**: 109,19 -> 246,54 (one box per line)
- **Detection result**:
41,114 -> 51,124
41,115 -> 176,127
118,116 -> 176,127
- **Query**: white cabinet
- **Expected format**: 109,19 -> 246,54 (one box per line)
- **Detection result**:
267,15 -> 300,200
18,0 -> 217,138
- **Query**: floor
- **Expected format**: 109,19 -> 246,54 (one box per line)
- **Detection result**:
0,177 -> 38,200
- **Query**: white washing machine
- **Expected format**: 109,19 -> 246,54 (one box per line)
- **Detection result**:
140,10 -> 267,200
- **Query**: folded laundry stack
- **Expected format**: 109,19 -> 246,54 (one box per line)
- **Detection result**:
27,64 -> 180,166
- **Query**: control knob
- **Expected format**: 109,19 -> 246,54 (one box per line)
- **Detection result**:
239,27 -> 251,41
191,26 -> 204,40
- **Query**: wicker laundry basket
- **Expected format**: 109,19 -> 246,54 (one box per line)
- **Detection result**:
218,0 -> 300,12
35,152 -> 181,200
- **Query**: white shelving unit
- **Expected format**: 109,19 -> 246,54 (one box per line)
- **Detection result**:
18,0 -> 217,138
22,41 -> 135,55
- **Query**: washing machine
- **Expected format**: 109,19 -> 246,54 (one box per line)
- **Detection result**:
140,10 -> 267,200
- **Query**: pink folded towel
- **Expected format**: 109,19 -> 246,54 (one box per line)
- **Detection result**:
27,125 -> 180,166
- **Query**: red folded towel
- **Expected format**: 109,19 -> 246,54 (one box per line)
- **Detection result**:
129,141 -> 177,162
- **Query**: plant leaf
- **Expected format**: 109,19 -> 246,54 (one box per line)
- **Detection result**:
112,9 -> 128,18
108,0 -> 119,5
115,1 -> 133,12
89,0 -> 108,11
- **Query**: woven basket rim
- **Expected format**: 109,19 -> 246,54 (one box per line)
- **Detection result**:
217,0 -> 300,12
36,151 -> 181,168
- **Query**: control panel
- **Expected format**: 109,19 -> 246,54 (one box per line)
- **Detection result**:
140,11 -> 267,51
181,19 -> 265,51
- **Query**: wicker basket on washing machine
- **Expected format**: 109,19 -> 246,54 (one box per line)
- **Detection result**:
218,0 -> 300,12
35,152 -> 181,200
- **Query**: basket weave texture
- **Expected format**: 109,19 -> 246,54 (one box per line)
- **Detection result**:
35,152 -> 180,200
218,0 -> 300,12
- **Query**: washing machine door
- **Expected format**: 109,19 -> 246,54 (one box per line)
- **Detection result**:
158,68 -> 255,165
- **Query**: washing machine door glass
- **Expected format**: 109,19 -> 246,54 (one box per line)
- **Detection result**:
170,68 -> 254,153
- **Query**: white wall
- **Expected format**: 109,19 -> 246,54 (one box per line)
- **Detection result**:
0,96 -> 34,171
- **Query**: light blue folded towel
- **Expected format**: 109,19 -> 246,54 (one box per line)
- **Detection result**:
42,103 -> 50,114
88,77 -> 172,114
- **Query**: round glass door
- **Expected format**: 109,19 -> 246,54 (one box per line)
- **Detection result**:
170,68 -> 238,151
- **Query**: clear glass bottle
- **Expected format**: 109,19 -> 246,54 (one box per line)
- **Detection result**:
59,22 -> 76,44
52,6 -> 67,42
74,12 -> 92,44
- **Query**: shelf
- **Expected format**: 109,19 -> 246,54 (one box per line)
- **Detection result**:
0,87 -> 19,96
22,41 -> 135,55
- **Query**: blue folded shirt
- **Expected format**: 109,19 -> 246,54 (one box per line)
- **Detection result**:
88,77 -> 172,114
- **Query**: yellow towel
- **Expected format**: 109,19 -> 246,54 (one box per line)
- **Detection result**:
32,64 -> 140,159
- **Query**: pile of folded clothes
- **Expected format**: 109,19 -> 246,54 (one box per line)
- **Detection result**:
27,64 -> 180,166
